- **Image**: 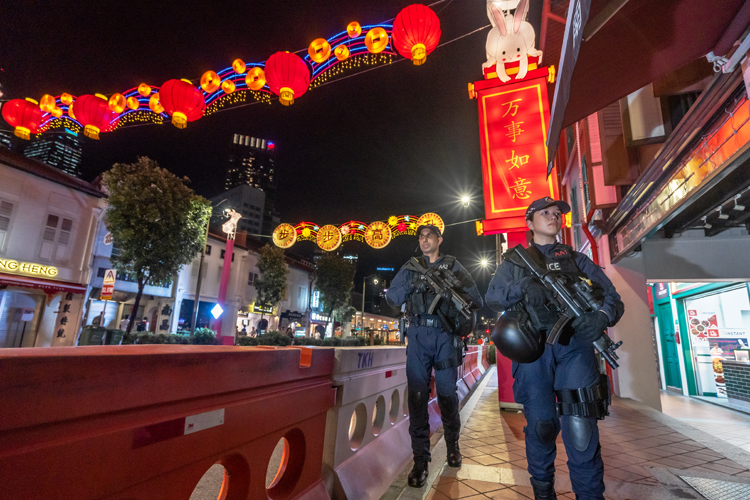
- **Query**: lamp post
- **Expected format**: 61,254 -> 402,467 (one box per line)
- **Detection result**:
361,274 -> 379,345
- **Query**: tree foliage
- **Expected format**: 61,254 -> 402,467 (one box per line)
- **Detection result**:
254,244 -> 288,314
102,157 -> 211,332
314,253 -> 355,323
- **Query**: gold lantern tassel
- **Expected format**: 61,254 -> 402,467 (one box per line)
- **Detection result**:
279,87 -> 295,106
411,44 -> 427,66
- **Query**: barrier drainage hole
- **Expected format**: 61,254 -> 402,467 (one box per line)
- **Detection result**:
190,463 -> 227,500
390,389 -> 400,424
403,387 -> 409,416
267,429 -> 306,499
372,395 -> 386,436
349,403 -> 367,450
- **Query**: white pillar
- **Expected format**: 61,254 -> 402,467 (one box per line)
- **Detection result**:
599,237 -> 662,411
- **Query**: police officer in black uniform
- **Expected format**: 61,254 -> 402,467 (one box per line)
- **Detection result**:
386,224 -> 482,488
485,198 -> 624,500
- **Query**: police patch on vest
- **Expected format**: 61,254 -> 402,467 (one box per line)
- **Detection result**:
553,249 -> 569,258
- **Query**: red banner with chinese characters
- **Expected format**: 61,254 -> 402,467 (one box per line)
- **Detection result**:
475,68 -> 559,233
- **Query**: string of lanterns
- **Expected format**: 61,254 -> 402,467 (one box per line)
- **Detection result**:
2,4 -> 441,140
272,213 -> 445,252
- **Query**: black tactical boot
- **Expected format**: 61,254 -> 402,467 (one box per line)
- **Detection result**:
446,438 -> 462,467
530,477 -> 557,500
407,457 -> 430,488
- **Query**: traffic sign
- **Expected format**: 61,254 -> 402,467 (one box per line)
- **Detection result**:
101,269 -> 116,300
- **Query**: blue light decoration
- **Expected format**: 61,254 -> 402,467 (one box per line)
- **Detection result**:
211,303 -> 224,319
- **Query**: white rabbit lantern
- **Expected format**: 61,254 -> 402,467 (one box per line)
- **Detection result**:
483,0 -> 543,83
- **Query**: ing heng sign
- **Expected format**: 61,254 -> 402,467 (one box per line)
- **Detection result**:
0,259 -> 58,278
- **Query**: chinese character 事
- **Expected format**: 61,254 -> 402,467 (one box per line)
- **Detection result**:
511,178 -> 532,199
506,150 -> 530,170
506,121 -> 524,143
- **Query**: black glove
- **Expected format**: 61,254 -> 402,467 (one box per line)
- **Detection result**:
523,280 -> 551,307
440,289 -> 452,302
409,277 -> 428,293
571,311 -> 609,343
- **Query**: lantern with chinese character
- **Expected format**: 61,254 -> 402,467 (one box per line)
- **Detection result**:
334,45 -> 350,61
308,38 -> 331,63
200,71 -> 221,93
365,27 -> 389,53
2,98 -> 42,140
71,94 -> 118,139
392,4 -> 441,66
40,94 -> 56,114
159,79 -> 205,129
149,93 -> 164,114
264,52 -> 310,106
347,22 -> 362,38
138,83 -> 151,97
108,93 -> 126,113
245,67 -> 266,90
232,59 -> 246,73
126,96 -> 140,110
221,80 -> 236,94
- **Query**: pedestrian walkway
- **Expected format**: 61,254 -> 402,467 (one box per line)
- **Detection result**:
386,367 -> 750,500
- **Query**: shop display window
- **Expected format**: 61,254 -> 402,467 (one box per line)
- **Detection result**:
684,286 -> 750,397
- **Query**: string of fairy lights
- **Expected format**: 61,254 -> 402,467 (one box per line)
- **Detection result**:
1,0 -> 489,139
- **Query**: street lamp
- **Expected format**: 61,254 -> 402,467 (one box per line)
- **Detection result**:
361,274 -> 379,335
480,258 -> 489,268
461,194 -> 471,208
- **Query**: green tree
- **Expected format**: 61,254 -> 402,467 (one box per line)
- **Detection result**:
254,245 -> 288,324
314,253 -> 355,329
102,157 -> 211,333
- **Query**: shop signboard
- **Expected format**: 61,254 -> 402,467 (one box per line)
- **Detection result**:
100,269 -> 116,301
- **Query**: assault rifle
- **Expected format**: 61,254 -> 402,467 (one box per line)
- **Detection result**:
512,246 -> 623,369
403,257 -> 477,338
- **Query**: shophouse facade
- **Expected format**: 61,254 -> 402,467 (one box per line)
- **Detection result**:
0,149 -> 105,347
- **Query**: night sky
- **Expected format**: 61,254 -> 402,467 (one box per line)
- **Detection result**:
1,0 -> 522,298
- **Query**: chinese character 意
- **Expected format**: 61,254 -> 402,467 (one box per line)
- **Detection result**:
502,98 -> 522,117
506,121 -> 524,143
506,150 -> 530,170
511,178 -> 532,200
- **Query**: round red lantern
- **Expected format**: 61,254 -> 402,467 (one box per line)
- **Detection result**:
159,79 -> 205,129
264,52 -> 310,106
2,98 -> 42,140
392,4 -> 441,66
72,94 -> 119,140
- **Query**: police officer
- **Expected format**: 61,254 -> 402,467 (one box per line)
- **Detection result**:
485,197 -> 624,500
386,224 -> 482,488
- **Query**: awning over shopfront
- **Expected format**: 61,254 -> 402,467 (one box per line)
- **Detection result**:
0,273 -> 87,296
547,0 -> 746,173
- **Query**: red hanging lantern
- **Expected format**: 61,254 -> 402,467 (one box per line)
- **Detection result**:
264,52 -> 310,106
159,79 -> 205,129
392,4 -> 441,66
72,94 -> 119,140
1,98 -> 42,140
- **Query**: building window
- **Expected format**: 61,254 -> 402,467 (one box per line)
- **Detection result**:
39,214 -> 73,262
205,245 -> 212,255
220,250 -> 235,261
248,272 -> 258,285
0,200 -> 15,251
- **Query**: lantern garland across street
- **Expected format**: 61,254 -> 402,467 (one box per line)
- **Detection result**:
4,4 -> 445,139
272,213 -> 445,251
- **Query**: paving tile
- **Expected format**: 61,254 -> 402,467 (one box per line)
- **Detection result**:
486,488 -> 532,499
603,468 -> 646,482
462,479 -> 506,494
434,478 -> 480,498
473,455 -> 506,466
425,488 -> 452,500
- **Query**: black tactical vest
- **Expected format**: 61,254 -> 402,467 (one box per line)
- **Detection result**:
407,255 -> 457,317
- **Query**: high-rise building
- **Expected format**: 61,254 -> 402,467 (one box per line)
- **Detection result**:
225,134 -> 278,235
22,129 -> 83,177
210,184 -> 266,237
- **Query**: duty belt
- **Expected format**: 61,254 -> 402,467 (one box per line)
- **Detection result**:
410,315 -> 441,328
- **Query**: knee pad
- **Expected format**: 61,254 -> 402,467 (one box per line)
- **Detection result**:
554,374 -> 610,420
408,390 -> 427,411
535,418 -> 559,445
563,416 -> 592,452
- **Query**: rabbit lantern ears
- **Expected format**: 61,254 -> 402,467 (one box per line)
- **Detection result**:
486,0 -> 531,35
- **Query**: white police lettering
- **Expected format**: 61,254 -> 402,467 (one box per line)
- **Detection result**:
548,262 -> 561,271
439,264 -> 450,270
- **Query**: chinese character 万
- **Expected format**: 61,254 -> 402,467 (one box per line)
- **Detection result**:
511,178 -> 532,200
63,304 -> 71,313
502,98 -> 522,117
506,150 -> 530,170
506,121 -> 524,143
